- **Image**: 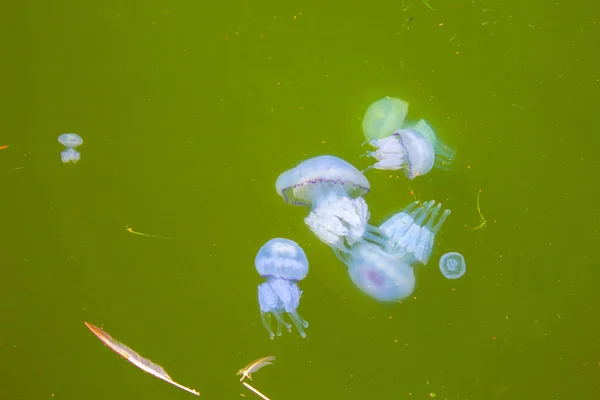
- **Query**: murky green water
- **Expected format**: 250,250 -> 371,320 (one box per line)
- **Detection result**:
1,1 -> 598,399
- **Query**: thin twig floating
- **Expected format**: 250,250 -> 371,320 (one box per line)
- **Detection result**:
126,226 -> 170,239
422,0 -> 435,11
237,356 -> 276,381
237,356 -> 275,400
84,322 -> 199,396
473,189 -> 487,231
243,381 -> 271,400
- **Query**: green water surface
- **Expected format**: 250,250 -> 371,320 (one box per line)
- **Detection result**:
0,1 -> 598,399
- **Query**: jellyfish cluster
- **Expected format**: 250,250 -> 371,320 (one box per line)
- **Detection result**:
275,154 -> 454,304
256,95 -> 466,339
362,97 -> 456,179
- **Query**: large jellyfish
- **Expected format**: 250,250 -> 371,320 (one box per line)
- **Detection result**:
276,155 -> 387,256
336,241 -> 416,302
363,129 -> 435,179
379,200 -> 451,265
58,133 -> 83,163
362,97 -> 409,140
255,238 -> 309,339
363,119 -> 455,178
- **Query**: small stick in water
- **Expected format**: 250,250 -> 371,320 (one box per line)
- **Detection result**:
84,322 -> 198,396
126,226 -> 170,239
473,189 -> 487,230
243,382 -> 271,400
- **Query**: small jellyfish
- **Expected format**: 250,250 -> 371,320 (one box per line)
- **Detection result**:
364,129 -> 435,179
379,200 -> 451,265
336,241 -> 416,302
403,119 -> 455,169
276,155 -> 387,257
255,238 -> 309,339
439,252 -> 466,279
362,97 -> 409,140
58,133 -> 83,163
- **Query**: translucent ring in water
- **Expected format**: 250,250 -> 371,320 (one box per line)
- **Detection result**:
439,252 -> 466,279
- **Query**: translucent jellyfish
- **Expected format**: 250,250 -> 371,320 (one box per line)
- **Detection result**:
362,97 -> 409,140
276,155 -> 387,256
403,119 -> 455,169
255,238 -> 309,339
379,200 -> 451,265
336,241 -> 416,302
255,238 -> 309,281
58,133 -> 83,164
439,252 -> 466,279
364,129 -> 435,179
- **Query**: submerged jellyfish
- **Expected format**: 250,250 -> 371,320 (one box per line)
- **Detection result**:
362,97 -> 409,140
364,129 -> 435,179
337,241 -> 416,302
255,238 -> 309,339
276,155 -> 387,257
439,252 -> 466,279
58,133 -> 83,163
379,200 -> 451,265
403,119 -> 455,169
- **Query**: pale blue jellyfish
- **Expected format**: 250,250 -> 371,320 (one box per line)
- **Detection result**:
336,241 -> 416,302
362,97 -> 409,140
403,119 -> 455,169
379,200 -> 451,265
276,155 -> 387,256
58,133 -> 83,163
255,238 -> 309,339
439,252 -> 466,279
364,129 -> 435,179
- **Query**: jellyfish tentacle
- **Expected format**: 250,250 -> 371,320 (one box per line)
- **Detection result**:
333,247 -> 351,265
403,202 -> 437,262
431,208 -> 451,235
379,199 -> 451,265
432,140 -> 455,168
273,311 -> 292,333
382,202 -> 428,254
362,231 -> 386,246
425,203 -> 442,226
287,313 -> 308,338
260,313 -> 275,340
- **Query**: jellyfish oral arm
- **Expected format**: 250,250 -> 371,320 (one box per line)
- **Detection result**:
305,196 -> 371,251
61,148 -> 80,163
365,136 -> 406,170
379,200 -> 450,265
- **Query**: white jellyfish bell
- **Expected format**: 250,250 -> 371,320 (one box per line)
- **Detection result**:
275,155 -> 387,257
362,96 -> 409,140
404,119 -> 455,170
58,133 -> 83,163
439,252 -> 466,279
336,241 -> 416,302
